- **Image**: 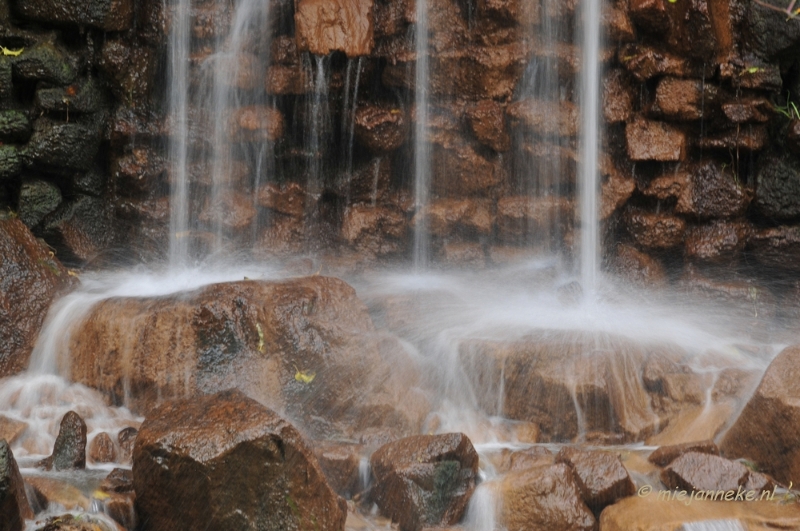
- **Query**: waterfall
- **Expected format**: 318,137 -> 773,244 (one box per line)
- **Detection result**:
579,0 -> 603,292
413,0 -> 431,271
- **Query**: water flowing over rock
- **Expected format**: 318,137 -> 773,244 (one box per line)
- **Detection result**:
458,331 -> 658,442
369,433 -> 478,531
647,440 -> 719,467
38,410 -> 87,471
721,345 -> 800,485
0,218 -> 74,377
0,439 -> 33,531
133,389 -> 347,531
68,276 -> 428,441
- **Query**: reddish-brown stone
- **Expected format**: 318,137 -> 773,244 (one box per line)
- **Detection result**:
370,433 -> 479,531
661,451 -> 749,492
685,220 -> 751,263
497,197 -> 574,244
88,432 -> 116,464
626,118 -> 686,161
603,69 -> 634,124
556,447 -> 635,510
626,209 -> 686,249
133,389 -> 347,531
507,99 -> 578,137
256,182 -> 307,218
618,43 -> 696,81
414,199 -> 493,238
466,100 -> 511,152
0,219 -> 74,376
652,77 -> 718,121
354,105 -> 409,153
313,441 -> 363,498
648,440 -> 720,467
228,106 -> 284,142
295,0 -> 374,57
0,439 -> 33,531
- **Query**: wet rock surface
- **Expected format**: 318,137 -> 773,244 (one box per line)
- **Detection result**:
721,345 -> 800,485
648,440 -> 719,467
0,439 -> 33,531
369,433 -> 478,531
0,218 -> 73,377
133,389 -> 347,531
69,276 -> 428,440
555,447 -> 635,511
38,411 -> 87,471
661,451 -> 749,492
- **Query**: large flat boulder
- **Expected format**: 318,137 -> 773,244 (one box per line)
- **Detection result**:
133,389 -> 346,531
67,276 -> 428,441
0,218 -> 74,376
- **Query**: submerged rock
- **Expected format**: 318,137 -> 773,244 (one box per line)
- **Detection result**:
38,411 -> 87,471
0,218 -> 73,377
69,276 -> 428,441
370,433 -> 478,531
133,389 -> 347,531
0,439 -> 33,531
721,345 -> 800,485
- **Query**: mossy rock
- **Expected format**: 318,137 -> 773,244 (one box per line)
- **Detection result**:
35,77 -> 108,114
0,111 -> 31,142
0,145 -> 21,179
11,43 -> 76,86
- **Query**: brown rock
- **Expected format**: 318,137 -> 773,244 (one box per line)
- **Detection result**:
497,464 -> 596,531
25,476 -> 88,511
600,496 -> 800,531
680,268 -> 776,320
99,40 -> 157,104
0,417 -> 26,446
414,199 -> 493,238
685,220 -> 751,263
103,492 -> 136,531
133,389 -> 347,531
600,167 -> 635,220
117,427 -> 138,464
466,100 -> 510,152
629,0 -> 669,33
508,446 -> 554,471
313,441 -> 363,498
265,64 -> 312,95
0,439 -> 33,531
648,440 -> 720,466
295,0 -> 374,57
256,182 -> 307,218
439,242 -> 486,266
341,205 -> 407,256
89,432 -> 117,464
661,451 -> 749,492
478,0 -> 540,26
699,126 -> 768,151
497,196 -> 574,244
370,433 -> 478,531
652,77 -> 718,120
737,64 -> 782,91
625,118 -> 686,161
35,513 -> 126,531
459,331 -> 657,441
15,0 -> 133,31
602,69 -> 634,124
69,277 -> 427,441
612,244 -> 667,287
744,471 -> 775,494
228,106 -> 284,142
507,99 -> 579,137
354,105 -> 409,152
556,447 -> 635,510
662,373 -> 705,404
604,4 -> 636,42
618,43 -> 696,81
330,157 -> 392,205
626,209 -> 686,249
721,345 -> 800,485
188,2 -> 232,39
111,148 -> 166,198
431,143 -> 504,197
722,98 -> 772,124
38,411 -> 86,471
0,219 -> 74,376
256,215 -> 307,256
100,468 -> 134,493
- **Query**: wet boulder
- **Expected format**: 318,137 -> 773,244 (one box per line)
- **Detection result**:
497,463 -> 596,531
507,99 -> 578,137
17,179 -> 62,228
133,389 -> 346,531
38,411 -> 87,471
89,432 -> 116,464
459,331 -> 658,441
685,220 -> 751,263
370,433 -> 478,531
661,452 -> 749,492
648,440 -> 719,467
555,447 -> 635,511
602,69 -> 634,124
35,78 -> 108,115
748,226 -> 800,272
38,195 -> 115,265
0,111 -> 31,143
626,208 -> 686,249
0,145 -> 22,179
618,43 -> 697,82
295,0 -> 374,57
341,205 -> 407,256
721,345 -> 800,485
354,105 -> 409,153
652,77 -> 718,121
744,0 -> 800,59
466,100 -> 510,152
68,276 -> 428,441
625,117 -> 686,161
98,40 -> 157,105
755,152 -> 800,221
21,119 -> 101,174
612,244 -> 667,287
228,106 -> 284,142
430,142 -> 504,197
0,439 -> 33,531
11,43 -> 76,86
496,196 -> 574,244
0,218 -> 73,376
313,441 -> 363,498
14,0 -> 133,31
413,199 -> 493,238
117,428 -> 137,464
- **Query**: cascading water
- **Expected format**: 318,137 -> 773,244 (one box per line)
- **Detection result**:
412,0 -> 431,271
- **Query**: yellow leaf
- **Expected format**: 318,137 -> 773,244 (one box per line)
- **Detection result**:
67,269 -> 79,277
256,323 -> 265,353
1,46 -> 23,57
92,490 -> 110,500
293,364 -> 315,384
